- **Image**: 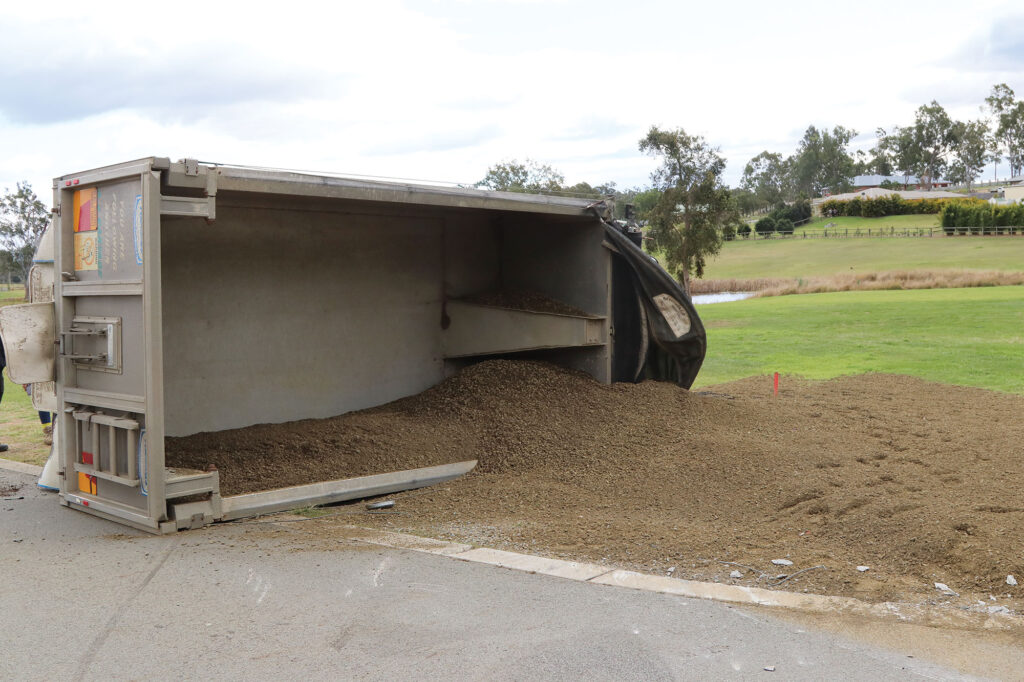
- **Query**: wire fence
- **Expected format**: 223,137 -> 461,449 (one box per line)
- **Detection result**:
736,226 -> 1024,239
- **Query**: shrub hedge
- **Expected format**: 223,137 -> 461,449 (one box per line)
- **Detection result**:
940,202 -> 1024,235
820,194 -> 979,218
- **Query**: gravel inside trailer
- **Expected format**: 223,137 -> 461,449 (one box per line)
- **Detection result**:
166,360 -> 1024,609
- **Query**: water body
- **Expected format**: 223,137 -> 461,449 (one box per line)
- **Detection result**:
692,292 -> 755,305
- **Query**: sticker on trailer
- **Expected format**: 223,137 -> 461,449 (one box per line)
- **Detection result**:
133,194 -> 143,265
652,294 -> 692,338
73,188 -> 98,232
73,188 -> 101,273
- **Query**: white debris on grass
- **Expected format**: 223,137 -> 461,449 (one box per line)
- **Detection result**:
771,559 -> 793,566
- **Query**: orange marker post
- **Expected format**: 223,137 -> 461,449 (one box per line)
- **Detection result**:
773,372 -> 779,395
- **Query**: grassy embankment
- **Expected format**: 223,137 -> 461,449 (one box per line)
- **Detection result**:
694,285 -> 1024,394
695,220 -> 1024,295
0,287 -> 51,466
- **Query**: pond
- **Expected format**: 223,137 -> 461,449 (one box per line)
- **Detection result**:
691,292 -> 755,305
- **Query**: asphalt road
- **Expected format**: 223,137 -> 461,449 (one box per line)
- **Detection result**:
0,469 -> 970,680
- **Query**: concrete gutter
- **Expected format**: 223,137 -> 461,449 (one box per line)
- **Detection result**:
337,525 -> 1024,633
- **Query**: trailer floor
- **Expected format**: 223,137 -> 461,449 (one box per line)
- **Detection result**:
167,360 -> 1024,613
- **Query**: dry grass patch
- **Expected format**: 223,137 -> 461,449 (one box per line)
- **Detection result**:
696,270 -> 1024,297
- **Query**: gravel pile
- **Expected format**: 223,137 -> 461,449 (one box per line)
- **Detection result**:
167,360 -> 1024,608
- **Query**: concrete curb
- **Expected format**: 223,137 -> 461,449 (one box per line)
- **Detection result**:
339,525 -> 1024,632
0,458 -> 43,477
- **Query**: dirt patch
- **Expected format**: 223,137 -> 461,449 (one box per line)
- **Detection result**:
1,482 -> 22,496
166,360 -> 1024,610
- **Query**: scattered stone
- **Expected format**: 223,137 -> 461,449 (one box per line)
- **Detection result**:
934,582 -> 959,596
988,605 -> 1011,615
771,559 -> 793,566
856,566 -> 870,572
1007,575 -> 1017,586
366,500 -> 395,510
12,538 -> 23,543
730,570 -> 743,579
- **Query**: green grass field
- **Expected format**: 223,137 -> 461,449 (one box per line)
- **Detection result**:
703,235 -> 1024,280
0,286 -> 51,466
693,285 -> 1024,393
798,214 -> 939,232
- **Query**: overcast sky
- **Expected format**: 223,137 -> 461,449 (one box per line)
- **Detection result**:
2,0 -> 1022,205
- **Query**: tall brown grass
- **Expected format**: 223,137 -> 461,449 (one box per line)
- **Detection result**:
696,270 -> 1024,297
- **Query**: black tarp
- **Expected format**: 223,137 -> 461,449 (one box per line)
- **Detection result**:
602,218 -> 706,388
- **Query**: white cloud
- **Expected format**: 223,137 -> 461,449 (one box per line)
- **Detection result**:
2,0 -> 1022,202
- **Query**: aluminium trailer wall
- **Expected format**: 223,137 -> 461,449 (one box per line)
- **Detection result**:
44,158 -> 620,532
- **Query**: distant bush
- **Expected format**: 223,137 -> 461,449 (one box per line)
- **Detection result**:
941,202 -> 1024,235
772,199 -> 811,225
755,217 -> 776,237
774,217 -> 795,235
737,223 -> 752,239
821,194 -> 980,218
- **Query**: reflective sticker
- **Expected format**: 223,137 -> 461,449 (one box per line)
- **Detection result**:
78,472 -> 97,495
652,294 -> 692,338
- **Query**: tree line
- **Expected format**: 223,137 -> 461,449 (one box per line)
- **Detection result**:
740,83 -> 1024,211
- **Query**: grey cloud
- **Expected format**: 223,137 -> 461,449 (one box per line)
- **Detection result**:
946,15 -> 1024,72
0,48 -> 336,125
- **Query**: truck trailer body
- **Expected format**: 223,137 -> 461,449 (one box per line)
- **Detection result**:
0,157 -> 705,532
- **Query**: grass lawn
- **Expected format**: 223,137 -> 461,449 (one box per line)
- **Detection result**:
0,285 -> 51,466
798,214 -> 939,232
702,234 -> 1024,280
0,374 -> 50,466
693,285 -> 1024,394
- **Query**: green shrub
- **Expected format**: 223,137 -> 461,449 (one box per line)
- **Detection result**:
755,217 -> 776,237
775,217 -> 795,235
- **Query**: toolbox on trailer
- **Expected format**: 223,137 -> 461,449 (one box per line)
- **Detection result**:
0,158 -> 705,533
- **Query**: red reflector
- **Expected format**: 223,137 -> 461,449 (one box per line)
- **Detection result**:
82,500 -> 89,506
73,179 -> 80,185
65,180 -> 72,186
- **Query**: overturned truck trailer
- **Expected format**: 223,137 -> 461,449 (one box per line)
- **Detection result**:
0,158 -> 705,533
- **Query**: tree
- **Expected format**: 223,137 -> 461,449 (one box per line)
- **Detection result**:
865,128 -> 896,176
877,126 -> 921,186
0,182 -> 49,289
740,151 -> 791,209
909,101 -> 954,189
984,84 -> 1024,178
475,159 -> 565,193
638,126 -> 738,294
948,119 -> 990,191
790,125 -> 858,197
